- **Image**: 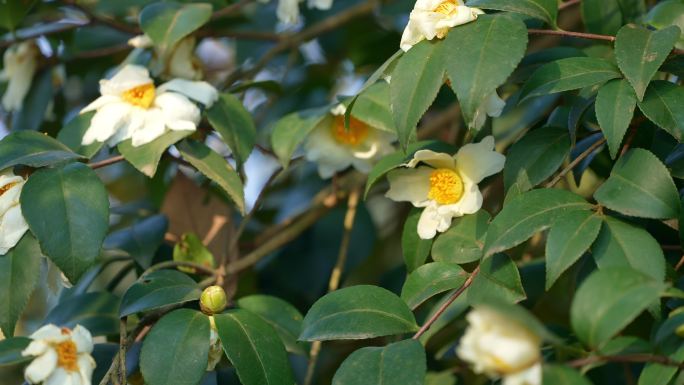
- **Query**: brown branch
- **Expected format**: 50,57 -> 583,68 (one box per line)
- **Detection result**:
142,260 -> 216,277
545,137 -> 606,188
568,354 -> 684,369
413,266 -> 480,340
211,0 -> 256,20
89,155 -> 126,170
559,0 -> 581,10
528,28 -> 684,55
62,0 -> 141,35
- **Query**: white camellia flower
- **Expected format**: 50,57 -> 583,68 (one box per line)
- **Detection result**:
128,35 -> 203,80
258,0 -> 333,25
400,0 -> 484,52
80,64 -> 218,147
22,324 -> 96,385
0,170 -> 29,255
0,40 -> 40,112
304,104 -> 396,179
385,136 -> 504,239
457,308 -> 542,385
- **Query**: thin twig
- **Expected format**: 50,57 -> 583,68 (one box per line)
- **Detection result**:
413,266 -> 480,340
117,318 -> 127,385
210,0 -> 255,20
89,155 -> 125,170
141,260 -> 216,277
528,29 -> 616,42
568,354 -> 684,368
545,137 -> 606,188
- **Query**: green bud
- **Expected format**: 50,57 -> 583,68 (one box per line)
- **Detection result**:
200,285 -> 227,315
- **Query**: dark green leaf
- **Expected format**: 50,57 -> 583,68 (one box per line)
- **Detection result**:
467,0 -> 558,27
45,292 -> 119,336
177,139 -> 245,214
140,309 -> 210,385
0,234 -> 41,336
637,81 -> 684,141
594,148 -> 680,219
0,0 -> 37,31
236,295 -> 308,356
120,270 -> 201,317
0,337 -> 31,366
570,267 -> 667,347
390,39 -> 446,148
348,81 -> 395,133
331,339 -> 425,385
468,253 -> 526,303
484,189 -> 591,257
595,79 -> 637,158
581,0 -> 623,35
205,93 -> 256,168
402,207 -> 433,272
214,309 -> 295,385
592,217 -> 665,282
401,262 -> 466,309
545,211 -> 601,289
543,365 -> 594,385
300,285 -> 418,341
520,57 -> 621,101
431,210 -> 489,264
103,214 -> 168,269
271,107 -> 329,168
444,14 -> 528,130
615,25 -> 680,100
57,112 -> 104,159
118,130 -> 193,177
139,2 -> 212,52
21,163 -> 109,283
503,126 -> 570,191
0,130 -> 82,171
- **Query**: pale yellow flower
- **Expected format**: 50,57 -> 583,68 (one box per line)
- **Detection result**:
0,170 -> 29,255
128,35 -> 203,80
0,40 -> 40,112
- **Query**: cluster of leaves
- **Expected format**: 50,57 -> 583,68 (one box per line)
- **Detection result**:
0,0 -> 683,385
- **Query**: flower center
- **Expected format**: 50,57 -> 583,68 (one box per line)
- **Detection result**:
332,115 -> 370,146
434,0 -> 459,16
121,83 -> 155,109
0,182 -> 18,197
55,341 -> 79,372
428,168 -> 464,205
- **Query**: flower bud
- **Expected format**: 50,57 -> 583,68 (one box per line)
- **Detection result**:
676,323 -> 684,338
200,285 -> 227,315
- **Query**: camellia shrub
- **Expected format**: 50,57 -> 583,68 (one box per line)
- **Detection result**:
0,0 -> 683,384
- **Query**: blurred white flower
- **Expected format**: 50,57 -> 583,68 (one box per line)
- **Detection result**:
80,64 -> 218,147
400,0 -> 484,52
308,0 -> 333,10
259,0 -> 334,25
0,40 -> 40,112
22,324 -> 96,385
196,38 -> 236,85
471,91 -> 506,129
128,35 -> 203,80
206,316 -> 223,371
304,104 -> 395,179
457,308 -> 542,385
0,170 -> 29,255
385,136 -> 504,239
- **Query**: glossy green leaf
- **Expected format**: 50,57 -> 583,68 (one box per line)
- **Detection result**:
0,0 -> 37,30
594,148 -> 680,219
545,211 -> 601,290
643,0 -> 684,50
300,285 -> 418,341
237,295 -> 308,356
543,365 -> 594,385
0,130 -> 82,171
592,217 -> 665,282
214,309 -> 295,385
0,234 -> 41,337
484,189 -> 591,257
139,2 -> 212,52
20,163 -> 109,283
0,337 -> 31,366
349,81 -> 395,133
581,0 -> 623,35
177,139 -> 245,214
595,79 -> 637,158
401,262 -> 466,309
615,25 -> 680,100
467,0 -> 558,27
205,92 -> 257,168
172,232 -> 215,274
45,292 -> 119,335
444,14 -> 528,130
140,309 -> 210,385
271,107 -> 329,168
637,81 -> 684,141
390,39 -> 446,148
503,126 -> 570,191
468,253 -> 526,304
520,57 -> 621,101
57,111 -> 104,159
120,270 -> 201,317
331,339 -> 425,385
570,267 -> 667,347
402,207 -> 433,272
118,130 -> 193,177
104,214 -> 168,269
431,210 -> 489,264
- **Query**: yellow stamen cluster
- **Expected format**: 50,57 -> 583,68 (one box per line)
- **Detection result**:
0,182 -> 17,197
428,168 -> 464,205
56,340 -> 78,372
122,83 -> 156,109
434,0 -> 459,16
332,115 -> 370,146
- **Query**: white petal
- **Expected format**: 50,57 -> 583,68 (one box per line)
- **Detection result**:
277,0 -> 301,24
317,161 -> 350,179
107,107 -> 146,146
417,204 -> 443,240
78,354 -> 96,385
155,92 -> 201,125
71,326 -> 93,354
168,37 -> 202,80
0,205 -> 30,254
1,41 -> 39,112
455,136 -> 505,184
127,34 -> 153,49
308,0 -> 332,10
406,149 -> 456,169
433,6 -> 482,30
385,167 -> 432,205
131,109 -> 166,147
350,157 -> 374,174
22,340 -> 49,357
503,363 -> 542,385
156,79 -> 218,107
24,349 -> 58,384
0,177 -> 24,216
29,324 -> 66,342
485,92 -> 505,118
400,20 -> 425,51
45,368 -> 69,385
79,95 -> 121,114
99,65 -> 153,96
81,103 -> 131,146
